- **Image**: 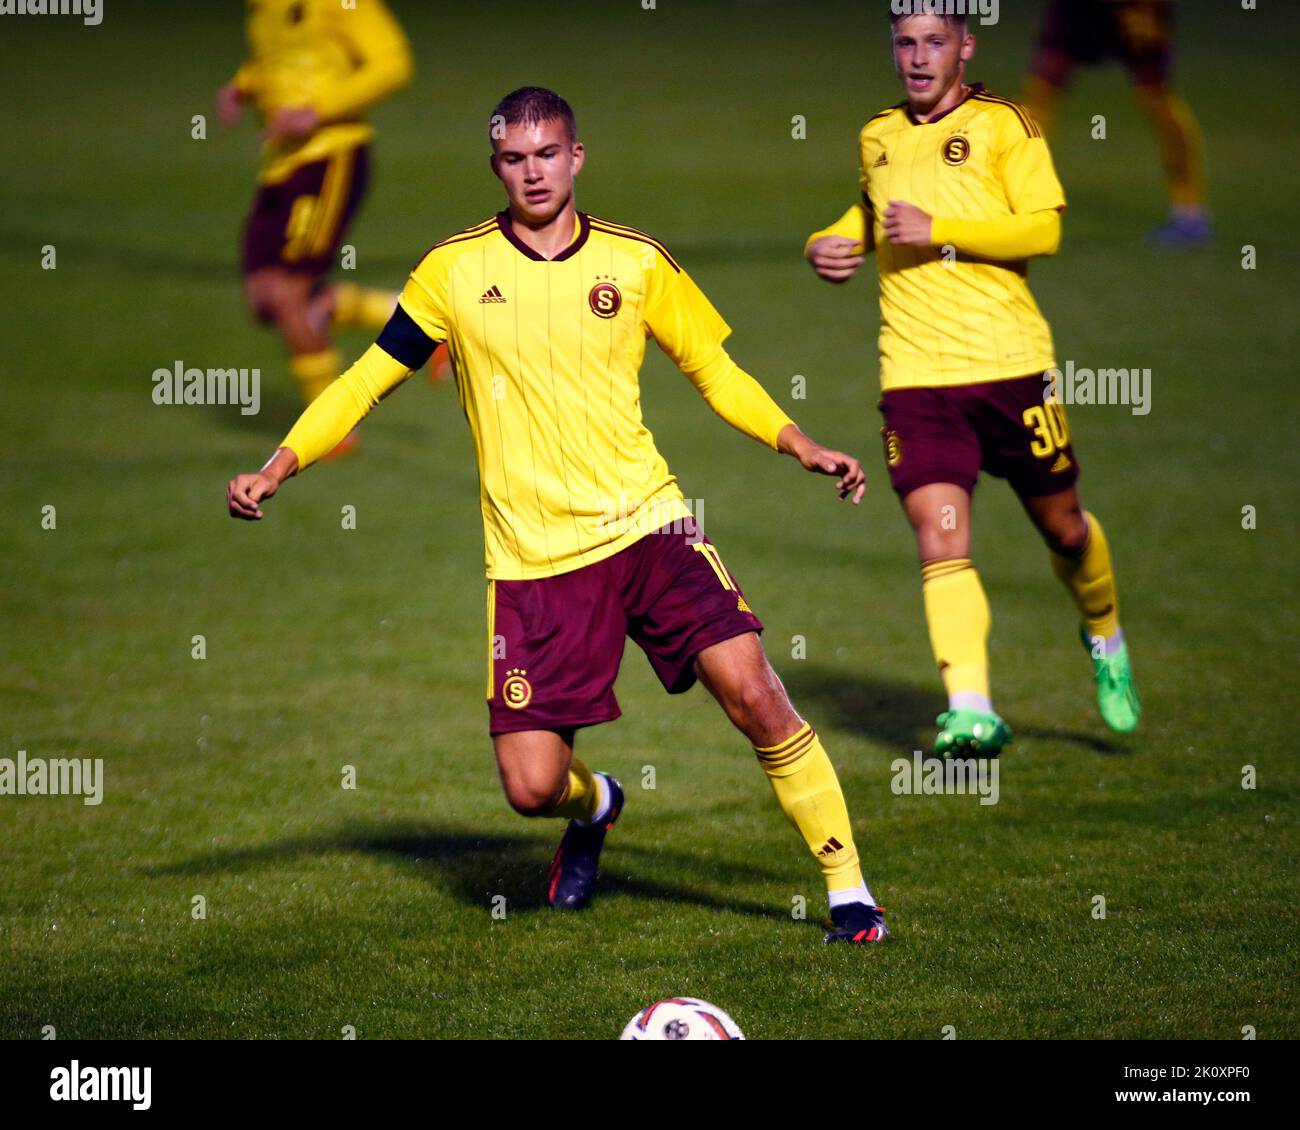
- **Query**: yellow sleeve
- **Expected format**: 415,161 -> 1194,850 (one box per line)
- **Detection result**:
231,61 -> 259,96
805,201 -> 871,255
930,211 -> 1062,259
280,344 -> 412,470
312,0 -> 414,123
644,258 -> 793,449
681,351 -> 795,450
996,112 -> 1067,215
393,251 -> 452,345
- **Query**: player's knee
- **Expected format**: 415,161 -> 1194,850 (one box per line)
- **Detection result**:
502,776 -> 564,818
245,283 -> 276,325
1046,514 -> 1090,557
247,273 -> 305,328
732,677 -> 797,748
916,527 -> 967,563
245,275 -> 285,325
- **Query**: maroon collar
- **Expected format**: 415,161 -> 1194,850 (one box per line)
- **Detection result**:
496,209 -> 590,262
905,81 -> 984,126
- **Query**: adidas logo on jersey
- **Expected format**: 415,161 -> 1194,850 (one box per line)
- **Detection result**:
479,285 -> 506,304
873,152 -> 889,168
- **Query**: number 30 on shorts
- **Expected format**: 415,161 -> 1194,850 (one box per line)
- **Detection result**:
1022,399 -> 1072,459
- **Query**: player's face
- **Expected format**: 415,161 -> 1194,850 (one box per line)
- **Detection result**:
891,17 -> 975,114
491,119 -> 585,226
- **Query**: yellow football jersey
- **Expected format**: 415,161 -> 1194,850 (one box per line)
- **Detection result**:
382,213 -> 769,581
828,84 -> 1067,391
232,0 -> 412,184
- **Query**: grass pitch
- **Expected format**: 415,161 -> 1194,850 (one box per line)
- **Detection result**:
0,0 -> 1296,1039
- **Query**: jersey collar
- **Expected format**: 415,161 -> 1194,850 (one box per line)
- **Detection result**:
496,210 -> 590,262
905,81 -> 984,126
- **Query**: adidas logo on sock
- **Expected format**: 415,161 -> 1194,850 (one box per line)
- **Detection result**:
816,836 -> 845,857
479,285 -> 506,304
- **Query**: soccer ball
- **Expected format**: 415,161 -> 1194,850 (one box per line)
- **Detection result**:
619,997 -> 745,1040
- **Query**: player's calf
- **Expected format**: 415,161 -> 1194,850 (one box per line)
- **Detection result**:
493,730 -> 623,909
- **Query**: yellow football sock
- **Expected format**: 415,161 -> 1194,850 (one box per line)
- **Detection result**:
1022,75 -> 1063,138
754,724 -> 863,894
1050,511 -> 1121,641
332,283 -> 398,331
921,558 -> 991,703
1133,85 -> 1207,210
289,347 -> 342,405
551,757 -> 603,823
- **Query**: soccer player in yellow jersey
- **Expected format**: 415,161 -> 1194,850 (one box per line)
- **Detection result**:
227,88 -> 889,944
217,0 -> 446,457
805,10 -> 1140,758
1023,0 -> 1211,246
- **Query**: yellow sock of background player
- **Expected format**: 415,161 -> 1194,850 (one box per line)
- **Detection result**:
921,558 -> 992,713
1050,511 -> 1122,646
1132,85 -> 1208,213
288,347 -> 342,405
754,724 -> 876,909
332,282 -> 397,332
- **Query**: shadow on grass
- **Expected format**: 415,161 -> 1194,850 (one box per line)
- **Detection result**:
148,821 -> 815,926
782,664 -> 1127,756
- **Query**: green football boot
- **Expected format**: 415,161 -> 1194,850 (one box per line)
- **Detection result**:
934,709 -> 1013,760
1080,626 -> 1141,733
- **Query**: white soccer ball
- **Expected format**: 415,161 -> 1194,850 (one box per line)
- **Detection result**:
620,997 -> 745,1041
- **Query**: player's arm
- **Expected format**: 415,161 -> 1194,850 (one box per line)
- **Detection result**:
227,296 -> 443,520
216,62 -> 257,127
312,0 -> 414,123
884,203 -> 1062,258
805,199 -> 872,283
226,344 -> 414,519
885,110 -> 1067,259
646,264 -> 865,504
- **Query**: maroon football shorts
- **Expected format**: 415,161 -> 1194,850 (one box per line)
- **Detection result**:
486,521 -> 763,736
241,144 -> 370,277
878,373 -> 1081,500
1037,0 -> 1174,85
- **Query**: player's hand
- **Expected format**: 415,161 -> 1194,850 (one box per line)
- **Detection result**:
216,83 -> 245,128
779,427 -> 867,505
806,236 -> 865,284
227,471 -> 281,521
264,106 -> 320,142
883,201 -> 933,246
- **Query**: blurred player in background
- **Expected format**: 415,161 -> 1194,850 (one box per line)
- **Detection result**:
804,10 -> 1141,757
217,0 -> 446,459
1022,0 -> 1211,246
228,88 -> 890,945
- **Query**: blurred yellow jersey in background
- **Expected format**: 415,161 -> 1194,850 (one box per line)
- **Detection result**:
230,0 -> 412,184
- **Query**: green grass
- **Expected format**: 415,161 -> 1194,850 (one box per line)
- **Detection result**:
0,0 -> 1296,1039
